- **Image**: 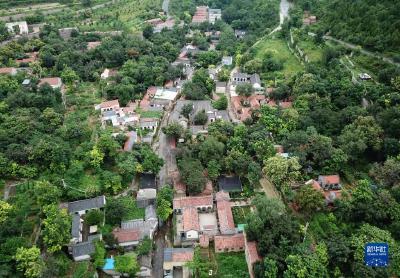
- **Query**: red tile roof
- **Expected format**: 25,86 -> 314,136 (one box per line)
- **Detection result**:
173,195 -> 213,210
246,241 -> 261,264
16,52 -> 38,64
216,193 -> 235,235
172,251 -> 194,262
100,99 -> 120,109
320,175 -> 340,184
215,234 -> 245,250
38,77 -> 62,87
279,101 -> 292,109
182,207 -> 200,232
112,228 -> 140,243
0,67 -> 15,74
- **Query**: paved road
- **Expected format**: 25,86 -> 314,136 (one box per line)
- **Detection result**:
324,35 -> 400,67
162,0 -> 169,16
269,0 -> 292,35
153,225 -> 167,278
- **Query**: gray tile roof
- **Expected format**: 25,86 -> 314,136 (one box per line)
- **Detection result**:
121,219 -> 158,240
71,233 -> 101,258
68,196 -> 106,213
71,214 -> 81,239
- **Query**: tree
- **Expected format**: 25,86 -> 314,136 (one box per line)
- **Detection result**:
85,210 -> 104,226
217,68 -> 230,82
115,253 -> 140,275
81,0 -> 92,7
0,200 -> 12,224
140,146 -> 164,173
156,186 -> 174,221
181,103 -> 193,119
236,83 -> 253,97
162,122 -> 184,139
263,156 -> 301,189
42,205 -> 71,253
61,66 -> 79,85
198,137 -> 225,165
283,243 -> 329,278
212,95 -> 228,110
186,247 -> 213,278
294,185 -> 325,216
225,149 -> 252,177
178,157 -> 206,195
207,160 -> 221,182
93,241 -> 106,269
88,145 -> 104,169
33,181 -> 62,207
247,161 -> 261,187
370,157 -> 400,188
194,110 -> 208,125
137,237 -> 152,256
142,24 -> 154,39
338,116 -> 383,160
15,246 -> 44,278
264,258 -> 278,278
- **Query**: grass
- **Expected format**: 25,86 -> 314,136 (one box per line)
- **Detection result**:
252,37 -> 303,81
140,110 -> 163,119
297,39 -> 324,63
216,252 -> 250,278
120,196 -> 145,221
232,206 -> 251,225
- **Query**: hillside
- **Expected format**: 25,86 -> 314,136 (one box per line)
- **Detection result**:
294,0 -> 400,57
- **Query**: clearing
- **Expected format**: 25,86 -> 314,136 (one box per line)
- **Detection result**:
216,252 -> 250,278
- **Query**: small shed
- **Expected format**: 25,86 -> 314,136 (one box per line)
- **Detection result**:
139,173 -> 157,189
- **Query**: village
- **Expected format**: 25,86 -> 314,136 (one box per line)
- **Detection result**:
0,0 -> 399,277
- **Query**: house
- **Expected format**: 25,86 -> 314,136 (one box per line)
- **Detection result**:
173,195 -> 214,214
218,176 -> 243,192
153,18 -> 176,33
317,175 -> 342,190
0,67 -> 17,76
87,41 -> 101,50
216,82 -> 227,94
222,56 -> 233,66
245,240 -> 262,278
216,191 -> 236,235
68,195 -> 106,215
22,79 -> 31,87
16,52 -> 38,65
71,234 -> 101,261
163,248 -> 194,278
208,9 -> 222,23
68,196 -> 106,261
6,21 -> 28,35
100,68 -> 118,79
231,94 -> 266,121
58,27 -> 78,40
124,131 -> 138,151
235,30 -> 246,39
112,228 -> 140,247
179,44 -> 200,59
214,233 -> 245,253
38,77 -> 63,90
136,188 -> 157,208
192,6 -> 209,24
306,175 -> 342,205
181,207 -> 200,242
231,72 -> 262,95
152,87 -> 179,108
303,12 -> 317,25
95,99 -> 140,129
139,173 -> 157,190
140,118 -> 158,132
113,205 -> 158,248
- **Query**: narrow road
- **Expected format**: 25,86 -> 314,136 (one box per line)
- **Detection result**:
153,224 -> 167,278
324,35 -> 400,67
269,0 -> 292,35
162,0 -> 169,16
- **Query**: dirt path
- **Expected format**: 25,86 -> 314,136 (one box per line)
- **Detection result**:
259,178 -> 280,199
